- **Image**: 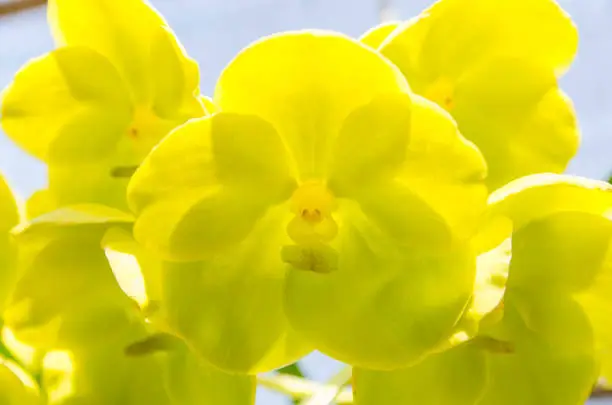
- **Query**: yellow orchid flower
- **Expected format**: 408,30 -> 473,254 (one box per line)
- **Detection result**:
0,0 -> 205,210
361,0 -> 580,190
127,30 -> 488,372
354,173 -> 612,405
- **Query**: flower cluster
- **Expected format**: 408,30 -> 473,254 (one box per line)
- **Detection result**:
0,0 -> 610,404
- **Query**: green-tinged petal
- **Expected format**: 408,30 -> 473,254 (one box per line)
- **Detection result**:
359,21 -> 400,49
48,0 -> 199,106
353,344 -> 487,405
477,293 -> 597,405
128,113 -> 296,261
508,212 -> 612,294
1,47 -> 132,164
378,0 -> 577,84
376,0 -> 579,189
284,201 -> 475,369
164,345 -> 256,405
0,358 -> 41,405
161,205 -> 312,374
214,30 -> 409,179
43,322 -> 172,405
473,190 -> 611,403
0,174 -> 19,312
3,205 -> 136,350
4,231 -> 136,350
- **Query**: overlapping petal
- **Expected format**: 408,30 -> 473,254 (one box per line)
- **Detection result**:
48,0 -> 200,107
359,21 -> 400,49
364,0 -> 579,189
3,205 -> 137,350
2,0 -> 205,212
351,174 -> 611,404
214,30 -> 410,179
128,113 -> 296,261
284,93 -> 487,369
1,47 -> 132,164
160,206 -> 312,374
127,112 -> 310,372
0,174 -> 20,312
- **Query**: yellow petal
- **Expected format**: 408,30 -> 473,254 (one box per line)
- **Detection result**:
1,47 -> 132,164
150,26 -> 203,121
284,201 -> 476,369
161,205 -> 312,373
380,0 -> 577,83
0,176 -> 19,233
487,173 -> 612,238
377,0 -> 579,189
451,63 -> 578,190
477,291 -> 597,405
359,21 -> 401,49
0,174 -> 19,313
214,30 -> 409,179
4,228 -> 136,350
330,93 -> 487,243
328,92 -> 412,188
508,212 -> 612,294
353,344 -> 487,405
199,95 -> 217,115
48,0 -> 198,105
395,95 -> 487,238
128,113 -> 296,261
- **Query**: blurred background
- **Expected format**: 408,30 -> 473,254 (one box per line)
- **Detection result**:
0,0 -> 611,404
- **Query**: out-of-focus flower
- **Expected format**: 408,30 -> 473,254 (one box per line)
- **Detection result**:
1,0 -> 205,210
361,0 -> 580,190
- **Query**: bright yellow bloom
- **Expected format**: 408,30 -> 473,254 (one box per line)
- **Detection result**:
0,0 -> 205,210
354,174 -> 612,405
128,30 -> 488,371
361,0 -> 580,190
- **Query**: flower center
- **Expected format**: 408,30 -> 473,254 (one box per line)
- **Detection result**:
286,181 -> 338,245
424,77 -> 455,111
282,182 -> 340,274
